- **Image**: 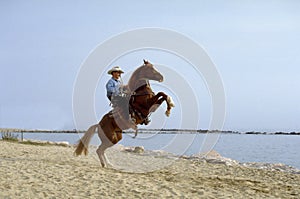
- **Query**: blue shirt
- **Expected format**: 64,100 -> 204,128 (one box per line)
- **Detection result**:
106,78 -> 122,98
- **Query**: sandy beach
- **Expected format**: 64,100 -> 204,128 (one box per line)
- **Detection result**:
0,141 -> 299,198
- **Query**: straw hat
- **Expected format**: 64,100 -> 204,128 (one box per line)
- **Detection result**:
107,66 -> 124,75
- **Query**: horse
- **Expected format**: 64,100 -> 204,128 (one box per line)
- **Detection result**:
74,60 -> 175,167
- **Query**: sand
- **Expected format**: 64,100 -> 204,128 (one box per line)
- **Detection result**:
0,141 -> 299,198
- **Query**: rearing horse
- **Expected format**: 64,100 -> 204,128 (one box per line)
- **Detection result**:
74,60 -> 175,167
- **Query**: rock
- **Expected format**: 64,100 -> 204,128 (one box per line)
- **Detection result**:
122,146 -> 144,154
190,150 -> 239,166
133,146 -> 144,154
240,162 -> 300,174
55,141 -> 69,147
191,150 -> 222,159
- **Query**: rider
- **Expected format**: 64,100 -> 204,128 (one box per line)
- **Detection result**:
106,66 -> 150,125
106,66 -> 136,128
106,66 -> 124,101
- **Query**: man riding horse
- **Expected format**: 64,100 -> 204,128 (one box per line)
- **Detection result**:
75,60 -> 175,167
106,65 -> 151,126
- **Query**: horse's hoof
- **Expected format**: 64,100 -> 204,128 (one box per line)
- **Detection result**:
101,163 -> 106,167
165,110 -> 170,117
167,96 -> 175,107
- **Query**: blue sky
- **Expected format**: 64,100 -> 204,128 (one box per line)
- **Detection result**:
1,1 -> 300,132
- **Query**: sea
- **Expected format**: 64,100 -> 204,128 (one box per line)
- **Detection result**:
12,132 -> 300,170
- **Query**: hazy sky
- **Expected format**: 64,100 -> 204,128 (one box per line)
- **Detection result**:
1,1 -> 300,132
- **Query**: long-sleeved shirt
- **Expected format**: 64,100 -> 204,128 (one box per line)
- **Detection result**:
106,77 -> 122,98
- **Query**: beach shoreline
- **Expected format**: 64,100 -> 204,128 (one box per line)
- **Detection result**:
0,141 -> 299,198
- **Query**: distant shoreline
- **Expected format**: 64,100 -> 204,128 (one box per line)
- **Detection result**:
1,128 -> 300,135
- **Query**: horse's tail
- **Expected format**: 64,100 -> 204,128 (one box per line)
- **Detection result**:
74,124 -> 99,156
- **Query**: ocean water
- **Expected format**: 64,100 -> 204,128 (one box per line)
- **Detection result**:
14,132 -> 300,169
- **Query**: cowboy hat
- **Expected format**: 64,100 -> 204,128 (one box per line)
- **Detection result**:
107,66 -> 124,75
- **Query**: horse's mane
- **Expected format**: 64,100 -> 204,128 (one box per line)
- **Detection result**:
127,64 -> 145,91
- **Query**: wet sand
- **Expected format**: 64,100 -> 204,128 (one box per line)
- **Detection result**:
0,141 -> 299,198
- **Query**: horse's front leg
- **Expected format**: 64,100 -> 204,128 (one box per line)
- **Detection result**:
151,92 -> 175,117
164,94 -> 175,117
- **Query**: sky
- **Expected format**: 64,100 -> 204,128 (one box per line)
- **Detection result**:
1,1 -> 300,132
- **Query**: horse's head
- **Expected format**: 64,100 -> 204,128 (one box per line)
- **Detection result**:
140,59 -> 164,82
127,60 -> 164,91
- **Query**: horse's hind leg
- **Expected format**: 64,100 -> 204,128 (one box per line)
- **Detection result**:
96,127 -> 114,167
96,144 -> 106,167
97,131 -> 123,167
96,143 -> 112,167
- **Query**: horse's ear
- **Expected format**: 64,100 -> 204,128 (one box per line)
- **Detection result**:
143,59 -> 149,65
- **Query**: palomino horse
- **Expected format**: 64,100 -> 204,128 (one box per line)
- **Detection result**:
74,60 -> 175,167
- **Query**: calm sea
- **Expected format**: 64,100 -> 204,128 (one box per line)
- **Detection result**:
15,132 -> 300,169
